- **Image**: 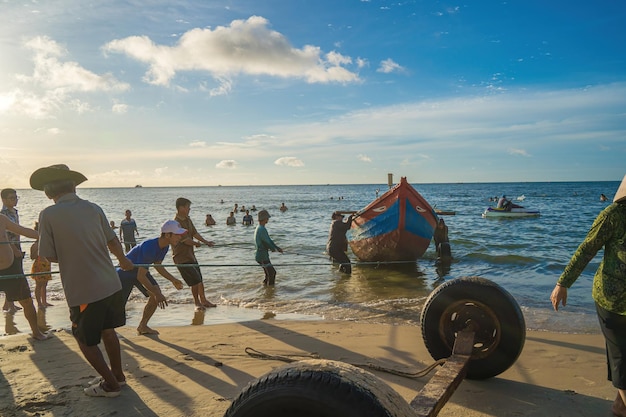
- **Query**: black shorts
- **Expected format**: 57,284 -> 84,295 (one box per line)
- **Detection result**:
176,263 -> 203,286
0,257 -> 31,302
596,303 -> 626,389
121,271 -> 158,302
70,290 -> 126,346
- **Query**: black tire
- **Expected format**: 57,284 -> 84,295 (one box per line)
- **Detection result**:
420,276 -> 525,380
224,359 -> 414,417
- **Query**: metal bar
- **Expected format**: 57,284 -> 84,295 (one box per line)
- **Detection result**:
410,330 -> 474,417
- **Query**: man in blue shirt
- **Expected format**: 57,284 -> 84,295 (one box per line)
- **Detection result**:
118,220 -> 185,335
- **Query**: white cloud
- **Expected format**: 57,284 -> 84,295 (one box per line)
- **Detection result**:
377,58 -> 405,74
19,36 -> 130,93
1,36 -> 129,118
274,156 -> 304,167
189,141 -> 207,147
509,148 -> 531,157
112,103 -> 128,114
154,167 -> 169,176
47,128 -> 61,135
216,160 -> 238,169
103,16 -> 360,90
358,154 -> 372,162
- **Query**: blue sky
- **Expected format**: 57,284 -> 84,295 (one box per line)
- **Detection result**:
1,0 -> 625,187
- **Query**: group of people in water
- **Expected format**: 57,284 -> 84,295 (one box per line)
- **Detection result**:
206,202 -> 288,227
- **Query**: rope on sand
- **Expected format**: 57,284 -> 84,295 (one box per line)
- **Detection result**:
244,347 -> 446,379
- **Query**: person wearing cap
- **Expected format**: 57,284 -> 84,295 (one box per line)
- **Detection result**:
326,212 -> 354,274
117,220 -> 186,336
173,197 -> 216,309
254,209 -> 283,286
30,164 -> 134,398
551,174 -> 626,417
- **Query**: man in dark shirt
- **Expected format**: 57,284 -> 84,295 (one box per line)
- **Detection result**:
326,212 -> 354,274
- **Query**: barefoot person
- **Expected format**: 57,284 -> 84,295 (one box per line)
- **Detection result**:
254,209 -> 283,286
2,188 -> 23,313
31,164 -> 134,398
0,214 -> 49,340
550,174 -> 626,417
30,223 -> 53,308
117,220 -> 185,335
173,197 -> 216,310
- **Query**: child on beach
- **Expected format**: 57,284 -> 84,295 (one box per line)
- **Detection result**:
254,210 -> 283,286
30,222 -> 53,307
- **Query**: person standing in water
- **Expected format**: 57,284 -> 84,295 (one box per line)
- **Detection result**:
173,197 -> 216,310
254,210 -> 282,286
326,211 -> 354,274
119,209 -> 139,252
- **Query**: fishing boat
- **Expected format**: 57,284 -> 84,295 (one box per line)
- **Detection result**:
349,177 -> 438,262
482,206 -> 540,218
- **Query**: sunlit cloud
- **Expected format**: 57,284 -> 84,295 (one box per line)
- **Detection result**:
274,156 -> 304,167
2,36 -> 129,118
18,36 -> 129,92
112,103 -> 128,114
377,58 -> 405,74
216,159 -> 238,169
103,16 -> 360,90
189,141 -> 207,147
358,154 -> 372,162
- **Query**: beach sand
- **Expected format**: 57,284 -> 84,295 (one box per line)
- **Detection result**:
0,316 -> 617,417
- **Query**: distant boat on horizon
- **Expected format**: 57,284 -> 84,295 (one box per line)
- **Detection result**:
135,184 -> 143,188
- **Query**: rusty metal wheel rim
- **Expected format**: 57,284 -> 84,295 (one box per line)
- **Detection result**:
437,299 -> 502,360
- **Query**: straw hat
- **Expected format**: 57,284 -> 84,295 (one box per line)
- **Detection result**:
30,164 -> 87,191
614,174 -> 626,203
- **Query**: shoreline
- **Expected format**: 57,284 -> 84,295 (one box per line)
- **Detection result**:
2,298 -> 603,340
0,320 -> 616,417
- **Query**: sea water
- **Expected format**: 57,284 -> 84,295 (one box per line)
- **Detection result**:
2,180 -> 619,336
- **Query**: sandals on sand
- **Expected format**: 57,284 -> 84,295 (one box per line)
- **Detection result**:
87,376 -> 126,387
83,381 -> 121,398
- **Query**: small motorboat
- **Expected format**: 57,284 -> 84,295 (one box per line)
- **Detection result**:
482,206 -> 540,218
349,176 -> 438,262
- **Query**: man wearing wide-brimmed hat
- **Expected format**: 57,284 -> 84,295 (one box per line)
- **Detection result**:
551,174 -> 626,416
31,164 -> 134,398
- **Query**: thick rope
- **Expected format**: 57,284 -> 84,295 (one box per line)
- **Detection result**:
244,347 -> 446,379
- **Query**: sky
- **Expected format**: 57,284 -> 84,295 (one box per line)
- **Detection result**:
1,0 -> 625,188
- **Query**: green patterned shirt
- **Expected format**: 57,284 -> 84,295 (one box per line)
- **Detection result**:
557,202 -> 626,315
